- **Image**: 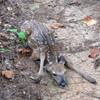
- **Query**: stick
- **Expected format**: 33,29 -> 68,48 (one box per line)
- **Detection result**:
59,56 -> 97,84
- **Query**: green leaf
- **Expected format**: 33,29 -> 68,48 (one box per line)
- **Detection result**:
17,31 -> 27,43
0,48 -> 11,53
8,28 -> 18,32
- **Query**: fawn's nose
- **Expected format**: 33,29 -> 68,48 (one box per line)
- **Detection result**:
53,74 -> 67,87
59,76 -> 66,87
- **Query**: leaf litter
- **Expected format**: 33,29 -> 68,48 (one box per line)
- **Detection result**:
82,16 -> 97,26
1,70 -> 15,79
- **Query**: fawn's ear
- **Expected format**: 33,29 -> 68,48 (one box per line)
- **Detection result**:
26,28 -> 33,37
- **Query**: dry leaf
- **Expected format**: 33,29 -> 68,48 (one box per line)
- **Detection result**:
50,23 -> 64,29
18,48 -> 32,56
82,16 -> 97,26
2,70 -> 15,79
88,48 -> 99,58
76,91 -> 80,95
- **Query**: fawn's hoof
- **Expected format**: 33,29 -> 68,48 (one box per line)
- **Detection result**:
31,74 -> 42,83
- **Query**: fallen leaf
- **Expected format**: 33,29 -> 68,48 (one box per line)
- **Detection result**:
82,16 -> 97,26
8,28 -> 18,32
2,70 -> 15,79
0,48 -> 11,53
18,48 -> 32,56
50,23 -> 64,29
88,48 -> 99,58
76,91 -> 80,95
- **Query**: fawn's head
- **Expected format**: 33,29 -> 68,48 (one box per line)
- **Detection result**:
47,61 -> 67,87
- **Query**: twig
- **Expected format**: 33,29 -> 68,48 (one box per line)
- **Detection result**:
81,92 -> 100,99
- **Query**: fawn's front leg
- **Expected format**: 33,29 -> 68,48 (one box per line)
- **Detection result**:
38,51 -> 45,76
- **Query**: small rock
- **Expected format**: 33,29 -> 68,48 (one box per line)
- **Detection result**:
7,7 -> 12,11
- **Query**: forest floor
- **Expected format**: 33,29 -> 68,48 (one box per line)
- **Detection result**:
0,0 -> 100,100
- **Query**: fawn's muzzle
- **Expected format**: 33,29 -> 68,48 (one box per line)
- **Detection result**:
52,74 -> 67,87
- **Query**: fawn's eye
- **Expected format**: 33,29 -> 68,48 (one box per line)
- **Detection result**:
52,72 -> 57,76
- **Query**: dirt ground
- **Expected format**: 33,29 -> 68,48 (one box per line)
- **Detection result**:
0,0 -> 100,100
